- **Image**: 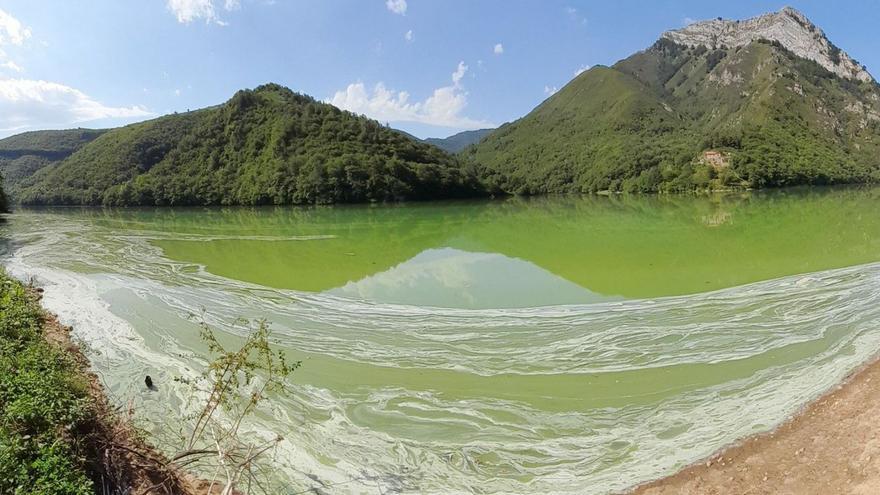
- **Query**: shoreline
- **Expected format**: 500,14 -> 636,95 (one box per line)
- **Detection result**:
629,352 -> 880,494
25,285 -> 210,494
8,183 -> 879,211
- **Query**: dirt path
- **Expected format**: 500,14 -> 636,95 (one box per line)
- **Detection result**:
630,356 -> 880,495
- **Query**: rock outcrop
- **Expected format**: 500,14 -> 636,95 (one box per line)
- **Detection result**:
663,7 -> 873,83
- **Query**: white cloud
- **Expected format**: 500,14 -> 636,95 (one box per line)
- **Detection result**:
0,78 -> 151,132
0,9 -> 150,134
0,11 -> 29,79
166,0 -> 239,25
385,0 -> 407,15
574,65 -> 590,77
328,61 -> 492,130
566,6 -> 587,26
1,60 -> 23,73
405,29 -> 413,42
683,17 -> 696,26
493,43 -> 504,55
544,85 -> 557,96
174,88 -> 181,96
0,9 -> 30,46
167,0 -> 216,23
451,61 -> 467,85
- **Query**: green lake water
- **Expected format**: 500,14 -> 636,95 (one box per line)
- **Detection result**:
3,186 -> 880,493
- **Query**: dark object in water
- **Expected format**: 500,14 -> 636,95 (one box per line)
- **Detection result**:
145,375 -> 156,391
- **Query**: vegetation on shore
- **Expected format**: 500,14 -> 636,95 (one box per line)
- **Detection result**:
173,320 -> 298,493
0,269 -> 199,494
0,269 -> 95,494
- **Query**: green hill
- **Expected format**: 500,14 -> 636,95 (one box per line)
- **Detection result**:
17,84 -> 484,206
467,8 -> 880,194
425,129 -> 494,153
0,129 -> 106,199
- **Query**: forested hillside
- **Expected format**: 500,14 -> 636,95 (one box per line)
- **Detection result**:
0,129 -> 105,199
16,84 -> 484,206
467,9 -> 880,194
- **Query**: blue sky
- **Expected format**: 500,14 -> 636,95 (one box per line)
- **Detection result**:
0,0 -> 877,139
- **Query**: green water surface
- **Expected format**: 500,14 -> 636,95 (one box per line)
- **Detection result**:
118,187 -> 880,305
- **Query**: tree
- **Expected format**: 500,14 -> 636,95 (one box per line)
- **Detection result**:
169,319 -> 299,495
0,173 -> 9,213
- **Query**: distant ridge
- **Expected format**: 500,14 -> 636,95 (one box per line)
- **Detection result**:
392,128 -> 495,154
424,129 -> 494,153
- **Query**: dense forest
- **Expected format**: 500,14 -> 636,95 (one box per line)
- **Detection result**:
15,84 -> 484,206
0,176 -> 7,213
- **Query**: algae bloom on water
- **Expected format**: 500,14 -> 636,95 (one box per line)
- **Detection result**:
5,187 -> 880,492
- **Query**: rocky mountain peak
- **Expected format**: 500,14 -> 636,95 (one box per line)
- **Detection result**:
662,7 -> 873,83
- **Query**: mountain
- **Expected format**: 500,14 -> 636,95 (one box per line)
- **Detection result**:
467,7 -> 880,194
663,7 -> 871,83
389,128 -> 494,154
16,84 -> 484,206
0,129 -> 106,198
424,129 -> 494,153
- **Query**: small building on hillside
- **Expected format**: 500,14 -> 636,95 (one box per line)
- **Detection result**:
700,150 -> 730,169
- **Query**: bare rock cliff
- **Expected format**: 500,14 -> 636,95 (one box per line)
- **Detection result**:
662,7 -> 873,83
